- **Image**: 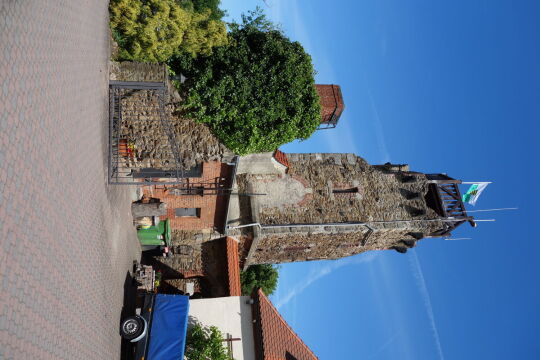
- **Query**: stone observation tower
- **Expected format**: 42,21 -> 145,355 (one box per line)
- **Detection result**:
226,152 -> 476,267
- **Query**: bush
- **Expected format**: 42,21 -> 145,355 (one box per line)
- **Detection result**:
184,0 -> 226,21
185,322 -> 231,360
240,264 -> 279,296
109,0 -> 227,62
171,9 -> 320,155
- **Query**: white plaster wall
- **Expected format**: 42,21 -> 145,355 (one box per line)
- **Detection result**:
249,175 -> 312,209
189,297 -> 255,360
237,153 -> 287,175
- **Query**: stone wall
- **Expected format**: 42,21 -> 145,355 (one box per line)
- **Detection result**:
118,91 -> 233,171
237,153 -> 451,266
247,153 -> 438,225
109,61 -> 166,82
246,219 -> 445,265
111,61 -> 234,171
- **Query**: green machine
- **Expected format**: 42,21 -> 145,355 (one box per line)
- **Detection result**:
137,219 -> 172,252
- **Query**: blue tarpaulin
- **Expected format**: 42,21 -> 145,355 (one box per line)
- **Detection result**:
147,294 -> 190,360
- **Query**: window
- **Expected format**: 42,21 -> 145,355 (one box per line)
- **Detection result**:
133,163 -> 202,179
332,187 -> 358,194
175,208 -> 201,217
169,187 -> 204,196
184,163 -> 203,178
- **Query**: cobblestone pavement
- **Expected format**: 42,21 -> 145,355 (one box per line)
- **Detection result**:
0,2 -> 141,359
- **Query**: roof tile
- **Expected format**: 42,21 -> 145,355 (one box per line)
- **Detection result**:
253,289 -> 318,360
225,237 -> 242,296
273,150 -> 290,169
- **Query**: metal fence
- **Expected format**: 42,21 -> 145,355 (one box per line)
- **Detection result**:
108,81 -> 185,185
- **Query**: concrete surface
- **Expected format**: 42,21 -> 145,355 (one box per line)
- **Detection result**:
0,1 -> 141,359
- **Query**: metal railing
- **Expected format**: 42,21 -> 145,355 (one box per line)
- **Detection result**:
108,81 -> 185,185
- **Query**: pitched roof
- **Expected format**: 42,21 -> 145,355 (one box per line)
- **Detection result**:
252,289 -> 318,360
225,237 -> 242,296
273,150 -> 290,169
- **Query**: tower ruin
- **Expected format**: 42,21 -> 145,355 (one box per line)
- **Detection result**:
226,152 -> 475,267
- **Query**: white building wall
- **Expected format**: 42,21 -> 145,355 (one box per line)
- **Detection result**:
189,296 -> 255,360
237,152 -> 287,175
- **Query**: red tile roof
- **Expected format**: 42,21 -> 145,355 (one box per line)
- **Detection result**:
273,150 -> 290,169
252,289 -> 318,360
225,237 -> 242,296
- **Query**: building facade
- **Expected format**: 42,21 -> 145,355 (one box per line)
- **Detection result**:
189,290 -> 319,360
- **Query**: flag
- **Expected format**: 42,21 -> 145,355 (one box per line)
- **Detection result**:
462,183 -> 489,205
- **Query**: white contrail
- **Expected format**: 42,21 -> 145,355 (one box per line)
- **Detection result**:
275,253 -> 376,309
367,88 -> 391,163
409,250 -> 445,360
365,331 -> 400,360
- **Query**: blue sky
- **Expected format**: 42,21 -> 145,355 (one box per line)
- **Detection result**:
221,1 -> 540,359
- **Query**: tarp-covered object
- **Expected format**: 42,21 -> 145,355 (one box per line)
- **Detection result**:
147,294 -> 190,360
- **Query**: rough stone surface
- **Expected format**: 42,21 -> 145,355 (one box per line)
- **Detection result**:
109,61 -> 166,82
238,153 -> 450,265
116,89 -> 233,171
248,220 -> 445,265
0,2 -> 141,359
249,153 -> 438,225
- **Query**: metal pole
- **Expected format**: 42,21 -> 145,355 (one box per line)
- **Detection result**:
465,208 -> 517,213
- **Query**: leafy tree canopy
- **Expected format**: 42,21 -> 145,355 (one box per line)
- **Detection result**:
182,0 -> 226,21
170,8 -> 321,155
110,0 -> 228,62
240,264 -> 279,296
186,322 -> 231,360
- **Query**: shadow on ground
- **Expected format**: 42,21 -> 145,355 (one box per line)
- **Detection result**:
120,268 -> 138,360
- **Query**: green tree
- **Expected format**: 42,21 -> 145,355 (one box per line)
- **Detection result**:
185,0 -> 226,21
185,322 -> 231,360
109,0 -> 227,63
240,264 -> 279,296
170,8 -> 321,155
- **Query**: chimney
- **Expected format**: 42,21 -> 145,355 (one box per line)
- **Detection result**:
315,84 -> 345,129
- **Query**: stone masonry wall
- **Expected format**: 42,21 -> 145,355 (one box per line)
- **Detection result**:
111,61 -> 234,171
109,61 -> 166,82
254,153 -> 439,225
240,153 -> 448,265
247,219 -> 446,265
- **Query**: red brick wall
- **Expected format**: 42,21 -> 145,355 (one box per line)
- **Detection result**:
142,162 -> 232,231
316,84 -> 344,124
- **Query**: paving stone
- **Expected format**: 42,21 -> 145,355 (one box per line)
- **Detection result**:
0,1 -> 140,359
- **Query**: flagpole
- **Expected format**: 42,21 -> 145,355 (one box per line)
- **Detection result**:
466,207 -> 518,213
445,238 -> 472,241
474,219 -> 496,222
462,182 -> 492,184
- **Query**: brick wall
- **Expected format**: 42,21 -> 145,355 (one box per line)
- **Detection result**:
142,161 -> 232,231
316,84 -> 344,124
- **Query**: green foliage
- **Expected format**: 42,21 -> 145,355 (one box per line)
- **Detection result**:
186,322 -> 232,360
240,264 -> 279,296
185,0 -> 226,21
170,8 -> 320,155
109,0 -> 228,62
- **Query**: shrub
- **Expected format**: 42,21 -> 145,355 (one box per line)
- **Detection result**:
185,322 -> 231,360
109,0 -> 227,62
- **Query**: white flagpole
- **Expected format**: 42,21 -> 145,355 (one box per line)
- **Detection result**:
462,182 -> 492,184
445,238 -> 472,241
466,207 -> 518,213
474,219 -> 496,222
